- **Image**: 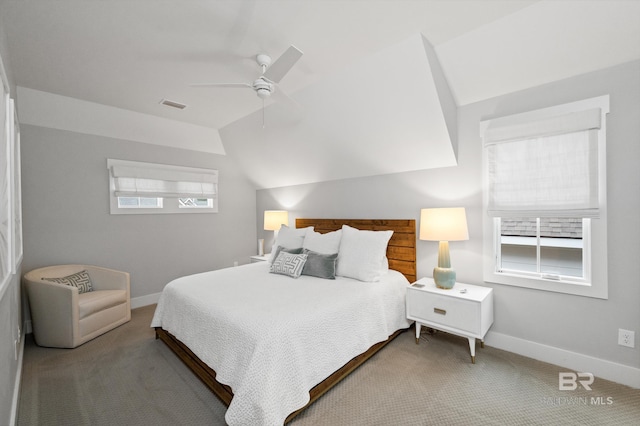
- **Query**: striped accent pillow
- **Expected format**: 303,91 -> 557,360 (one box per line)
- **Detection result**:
270,252 -> 308,278
43,270 -> 94,294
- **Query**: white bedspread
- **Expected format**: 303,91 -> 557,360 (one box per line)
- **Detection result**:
151,262 -> 411,426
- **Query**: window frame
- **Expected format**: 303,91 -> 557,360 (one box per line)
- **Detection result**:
116,196 -> 163,209
495,217 -> 590,284
107,159 -> 218,215
481,96 -> 609,299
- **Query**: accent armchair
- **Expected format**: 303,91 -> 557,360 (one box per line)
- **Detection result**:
24,265 -> 131,348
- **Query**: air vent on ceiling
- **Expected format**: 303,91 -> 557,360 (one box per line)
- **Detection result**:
160,99 -> 187,109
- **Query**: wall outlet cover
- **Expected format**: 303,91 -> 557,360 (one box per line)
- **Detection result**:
618,329 -> 635,348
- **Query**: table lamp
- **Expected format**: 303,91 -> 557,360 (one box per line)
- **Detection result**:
420,207 -> 469,289
264,210 -> 289,240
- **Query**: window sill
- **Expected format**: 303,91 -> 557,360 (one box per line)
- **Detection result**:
483,270 -> 607,299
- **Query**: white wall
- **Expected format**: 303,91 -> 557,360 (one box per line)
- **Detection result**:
17,87 -> 225,155
256,60 -> 640,387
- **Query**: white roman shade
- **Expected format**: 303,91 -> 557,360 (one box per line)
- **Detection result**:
108,159 -> 217,198
481,100 -> 607,219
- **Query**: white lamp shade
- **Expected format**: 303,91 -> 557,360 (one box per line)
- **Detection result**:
264,210 -> 289,231
420,208 -> 469,242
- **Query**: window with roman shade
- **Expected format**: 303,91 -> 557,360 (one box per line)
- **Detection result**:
480,95 -> 609,299
484,108 -> 601,218
107,159 -> 218,214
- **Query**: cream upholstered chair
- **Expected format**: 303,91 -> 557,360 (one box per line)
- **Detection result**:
24,265 -> 131,348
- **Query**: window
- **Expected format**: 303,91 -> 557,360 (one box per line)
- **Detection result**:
179,198 -> 214,209
481,96 -> 608,298
117,197 -> 163,209
107,159 -> 218,214
497,217 -> 587,281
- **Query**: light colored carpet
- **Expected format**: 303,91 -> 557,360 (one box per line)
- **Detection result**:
18,305 -> 640,425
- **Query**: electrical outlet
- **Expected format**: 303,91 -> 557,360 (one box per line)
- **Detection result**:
618,329 -> 635,348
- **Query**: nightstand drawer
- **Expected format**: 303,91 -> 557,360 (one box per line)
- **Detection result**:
407,291 -> 481,335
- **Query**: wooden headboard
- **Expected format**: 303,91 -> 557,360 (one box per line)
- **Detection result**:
295,218 -> 416,283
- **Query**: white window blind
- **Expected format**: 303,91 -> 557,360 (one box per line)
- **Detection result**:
109,160 -> 217,199
482,107 -> 603,218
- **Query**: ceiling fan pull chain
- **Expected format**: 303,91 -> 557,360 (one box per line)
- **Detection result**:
262,99 -> 265,129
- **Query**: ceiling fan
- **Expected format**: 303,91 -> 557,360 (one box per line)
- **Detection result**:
192,45 -> 303,126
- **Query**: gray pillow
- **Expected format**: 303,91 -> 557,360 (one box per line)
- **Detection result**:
301,249 -> 338,279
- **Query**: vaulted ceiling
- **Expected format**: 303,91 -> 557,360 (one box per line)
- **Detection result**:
1,1 -> 639,188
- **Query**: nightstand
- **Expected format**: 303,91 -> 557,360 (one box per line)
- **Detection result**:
406,278 -> 493,363
250,254 -> 270,263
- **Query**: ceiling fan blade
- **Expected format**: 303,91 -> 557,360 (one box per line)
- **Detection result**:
268,87 -> 304,124
270,86 -> 300,110
263,45 -> 303,83
190,83 -> 252,88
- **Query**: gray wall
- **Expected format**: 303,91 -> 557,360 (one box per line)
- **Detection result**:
257,60 -> 640,372
0,15 -> 21,425
20,125 -> 258,301
1,88 -> 258,424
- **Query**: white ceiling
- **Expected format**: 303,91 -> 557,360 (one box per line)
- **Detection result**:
1,0 -> 639,187
221,33 -> 460,188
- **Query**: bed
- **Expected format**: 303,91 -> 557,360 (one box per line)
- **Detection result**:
152,219 -> 416,425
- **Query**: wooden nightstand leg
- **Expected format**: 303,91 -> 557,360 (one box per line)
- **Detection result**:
467,337 -> 476,364
415,323 -> 421,344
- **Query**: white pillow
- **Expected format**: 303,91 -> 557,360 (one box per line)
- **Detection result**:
381,255 -> 389,273
336,225 -> 393,282
303,229 -> 342,254
269,225 -> 313,263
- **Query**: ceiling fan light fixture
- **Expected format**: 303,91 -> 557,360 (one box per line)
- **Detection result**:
256,88 -> 271,99
253,77 -> 273,99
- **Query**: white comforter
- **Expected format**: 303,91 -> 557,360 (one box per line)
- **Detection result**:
151,262 -> 411,425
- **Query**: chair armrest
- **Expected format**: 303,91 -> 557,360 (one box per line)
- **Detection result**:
87,266 -> 130,294
24,279 -> 79,347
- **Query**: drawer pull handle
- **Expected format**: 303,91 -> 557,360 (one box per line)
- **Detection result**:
434,308 -> 446,315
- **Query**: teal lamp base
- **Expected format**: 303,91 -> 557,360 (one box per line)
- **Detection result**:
433,267 -> 456,289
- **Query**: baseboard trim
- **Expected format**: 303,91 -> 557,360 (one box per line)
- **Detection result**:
485,331 -> 640,389
131,292 -> 161,309
9,331 -> 25,426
